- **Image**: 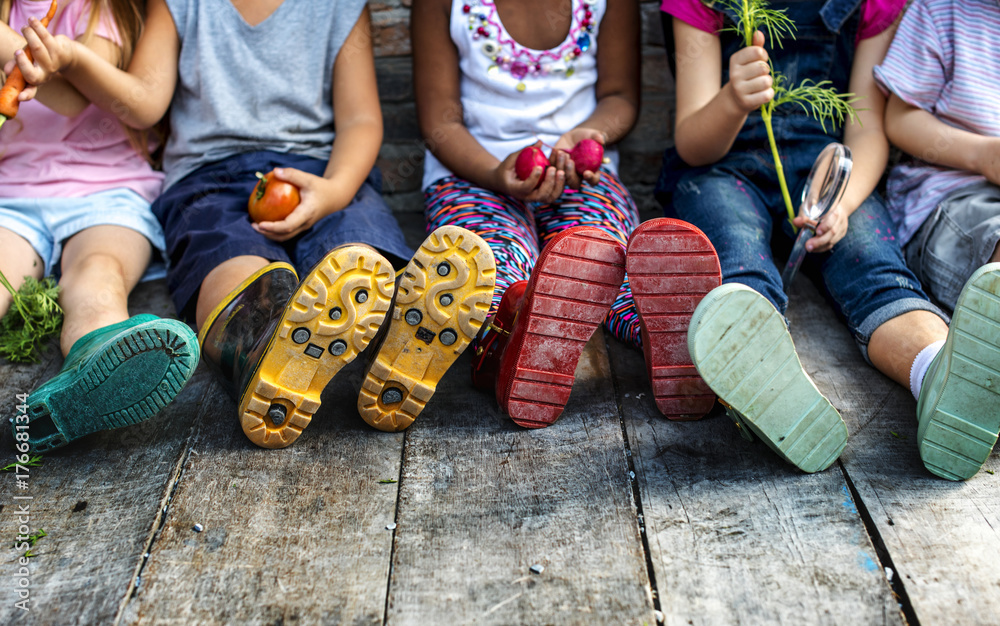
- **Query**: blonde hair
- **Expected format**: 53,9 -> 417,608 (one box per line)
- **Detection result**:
3,0 -> 161,165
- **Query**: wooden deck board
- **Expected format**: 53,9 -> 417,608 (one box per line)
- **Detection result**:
788,278 -> 1000,625
117,359 -> 405,625
608,338 -> 902,625
385,339 -> 655,625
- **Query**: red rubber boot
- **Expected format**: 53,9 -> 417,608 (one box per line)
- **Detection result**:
496,226 -> 626,428
627,217 -> 721,419
470,280 -> 527,392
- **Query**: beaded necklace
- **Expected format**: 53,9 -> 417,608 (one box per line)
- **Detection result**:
463,0 -> 598,92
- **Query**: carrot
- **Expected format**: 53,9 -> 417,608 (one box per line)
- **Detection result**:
0,0 -> 58,124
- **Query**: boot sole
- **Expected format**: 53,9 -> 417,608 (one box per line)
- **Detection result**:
627,218 -> 720,420
359,226 -> 495,432
918,263 -> 1000,481
27,320 -> 199,452
688,284 -> 847,472
498,227 -> 626,428
239,247 -> 395,448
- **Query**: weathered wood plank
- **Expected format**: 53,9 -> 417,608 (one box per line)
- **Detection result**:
0,280 -> 200,625
116,347 -> 405,625
789,278 -> 1000,625
385,338 -> 655,625
610,292 -> 903,624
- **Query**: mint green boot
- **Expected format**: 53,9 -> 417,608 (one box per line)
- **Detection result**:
688,284 -> 848,473
25,314 -> 200,452
917,263 -> 1000,481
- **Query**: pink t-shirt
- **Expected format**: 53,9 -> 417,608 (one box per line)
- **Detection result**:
0,0 -> 162,201
662,0 -> 904,42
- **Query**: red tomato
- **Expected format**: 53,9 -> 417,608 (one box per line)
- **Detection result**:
248,170 -> 300,223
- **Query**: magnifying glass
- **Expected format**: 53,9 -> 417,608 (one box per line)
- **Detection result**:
781,142 -> 853,292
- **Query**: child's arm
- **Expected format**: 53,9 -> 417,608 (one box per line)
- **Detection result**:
1,18 -> 119,117
412,0 -> 565,202
673,19 -> 773,167
253,6 -> 384,241
551,0 -> 640,188
15,0 -> 179,129
885,95 -> 1000,186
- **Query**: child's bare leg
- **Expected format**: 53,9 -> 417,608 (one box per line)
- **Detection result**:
868,310 -> 950,388
0,228 -> 45,318
196,255 -> 270,330
58,226 -> 152,355
992,240 -> 1000,263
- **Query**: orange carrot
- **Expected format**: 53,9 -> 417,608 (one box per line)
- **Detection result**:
0,0 -> 58,122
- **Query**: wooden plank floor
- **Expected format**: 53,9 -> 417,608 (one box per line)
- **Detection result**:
1,215 -> 998,625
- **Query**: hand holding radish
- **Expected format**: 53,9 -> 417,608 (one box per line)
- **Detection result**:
552,127 -> 606,188
496,141 -> 565,202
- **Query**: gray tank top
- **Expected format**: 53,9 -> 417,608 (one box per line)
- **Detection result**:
162,0 -> 367,190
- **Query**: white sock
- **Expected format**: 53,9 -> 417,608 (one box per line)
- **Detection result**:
910,340 -> 945,400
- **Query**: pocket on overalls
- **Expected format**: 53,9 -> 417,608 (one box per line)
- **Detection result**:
921,208 -> 974,309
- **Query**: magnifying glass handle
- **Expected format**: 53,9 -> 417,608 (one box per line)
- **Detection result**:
781,227 -> 814,292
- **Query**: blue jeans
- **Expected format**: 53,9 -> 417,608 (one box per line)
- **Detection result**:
671,164 -> 947,362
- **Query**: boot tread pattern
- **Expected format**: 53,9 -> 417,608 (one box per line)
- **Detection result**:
690,286 -> 847,473
919,270 -> 1000,480
628,219 -> 720,420
241,249 -> 395,449
359,226 -> 495,432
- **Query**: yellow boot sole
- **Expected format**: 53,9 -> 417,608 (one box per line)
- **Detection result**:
240,247 -> 395,448
359,226 -> 496,432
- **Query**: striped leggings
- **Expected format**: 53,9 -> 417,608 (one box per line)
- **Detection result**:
424,172 -> 641,347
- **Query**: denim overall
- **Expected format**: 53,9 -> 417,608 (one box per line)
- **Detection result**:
660,0 -> 946,360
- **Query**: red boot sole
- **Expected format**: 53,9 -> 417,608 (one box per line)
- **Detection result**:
627,218 -> 721,420
497,227 -> 626,428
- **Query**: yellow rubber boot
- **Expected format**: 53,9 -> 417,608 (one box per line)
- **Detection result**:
359,226 -> 495,432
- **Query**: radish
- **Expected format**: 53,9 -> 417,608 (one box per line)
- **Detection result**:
569,138 -> 604,176
515,145 -> 550,184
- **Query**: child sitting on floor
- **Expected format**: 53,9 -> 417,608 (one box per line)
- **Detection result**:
660,0 -> 1000,479
411,0 -> 723,429
1,0 -> 198,453
15,0 -> 496,448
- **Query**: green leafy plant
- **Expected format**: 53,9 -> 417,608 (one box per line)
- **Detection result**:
0,270 -> 62,363
1,454 -> 42,471
719,0 -> 861,223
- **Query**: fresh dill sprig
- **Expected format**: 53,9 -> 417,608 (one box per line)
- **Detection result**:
0,270 -> 63,363
720,0 -> 862,224
717,0 -> 796,48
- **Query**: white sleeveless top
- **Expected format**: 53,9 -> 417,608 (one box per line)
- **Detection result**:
422,0 -> 619,190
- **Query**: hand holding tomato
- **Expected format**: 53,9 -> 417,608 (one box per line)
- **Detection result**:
251,168 -> 350,242
248,170 -> 300,223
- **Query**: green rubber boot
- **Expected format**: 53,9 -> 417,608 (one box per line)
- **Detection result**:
26,314 -> 200,452
917,263 -> 1000,481
688,283 -> 848,473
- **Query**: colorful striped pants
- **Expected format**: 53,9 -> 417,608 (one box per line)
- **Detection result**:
424,173 -> 642,347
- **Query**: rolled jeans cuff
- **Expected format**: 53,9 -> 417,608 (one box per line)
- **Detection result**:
854,298 -> 950,365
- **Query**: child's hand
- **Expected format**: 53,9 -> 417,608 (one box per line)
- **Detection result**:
727,30 -> 774,114
793,204 -> 849,253
251,168 -> 338,242
15,17 -> 78,86
553,128 -> 606,188
494,149 -> 566,203
2,59 -> 37,101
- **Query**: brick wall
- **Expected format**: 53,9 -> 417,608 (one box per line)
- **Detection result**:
371,0 -> 672,214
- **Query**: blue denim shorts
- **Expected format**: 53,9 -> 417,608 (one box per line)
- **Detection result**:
906,181 -> 1000,312
152,151 -> 414,320
0,188 -> 166,279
